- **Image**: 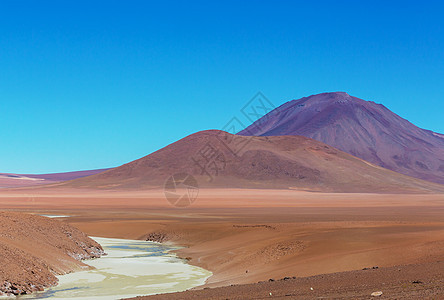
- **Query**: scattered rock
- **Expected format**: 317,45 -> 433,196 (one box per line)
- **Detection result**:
145,232 -> 168,243
412,280 -> 423,284
371,291 -> 383,297
233,224 -> 276,230
362,266 -> 379,270
268,279 -> 275,282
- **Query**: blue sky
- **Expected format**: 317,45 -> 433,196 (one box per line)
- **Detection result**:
1,0 -> 443,173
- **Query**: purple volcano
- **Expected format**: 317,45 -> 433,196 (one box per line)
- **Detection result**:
238,92 -> 444,184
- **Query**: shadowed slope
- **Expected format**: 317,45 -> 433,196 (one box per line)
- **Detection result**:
64,130 -> 444,193
238,92 -> 444,184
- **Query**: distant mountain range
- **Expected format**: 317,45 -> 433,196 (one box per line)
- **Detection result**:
239,92 -> 444,184
4,92 -> 444,193
63,130 -> 444,193
0,169 -> 109,188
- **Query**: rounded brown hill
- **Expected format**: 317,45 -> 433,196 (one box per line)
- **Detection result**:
64,130 -> 444,193
0,212 -> 104,296
238,92 -> 444,185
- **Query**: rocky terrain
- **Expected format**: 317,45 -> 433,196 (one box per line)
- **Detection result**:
0,212 -> 104,296
130,260 -> 444,299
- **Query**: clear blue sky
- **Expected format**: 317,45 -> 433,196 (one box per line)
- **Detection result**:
1,0 -> 443,173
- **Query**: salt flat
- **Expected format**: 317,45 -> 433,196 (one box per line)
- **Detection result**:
19,237 -> 211,300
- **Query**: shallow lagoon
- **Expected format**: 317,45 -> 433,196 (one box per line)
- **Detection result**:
18,237 -> 212,300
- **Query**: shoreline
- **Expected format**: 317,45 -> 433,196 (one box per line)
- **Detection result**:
16,236 -> 212,300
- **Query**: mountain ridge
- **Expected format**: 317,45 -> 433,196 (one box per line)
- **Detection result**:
61,130 -> 444,193
238,92 -> 444,184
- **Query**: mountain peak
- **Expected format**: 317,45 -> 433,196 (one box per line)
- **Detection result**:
296,91 -> 355,105
276,92 -> 366,115
314,91 -> 350,97
239,93 -> 444,185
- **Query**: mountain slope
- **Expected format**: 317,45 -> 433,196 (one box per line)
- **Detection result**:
64,130 -> 444,193
238,92 -> 444,184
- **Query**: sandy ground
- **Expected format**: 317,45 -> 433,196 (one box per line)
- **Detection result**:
0,188 -> 443,298
131,261 -> 444,299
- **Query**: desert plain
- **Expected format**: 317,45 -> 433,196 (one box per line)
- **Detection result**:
1,187 -> 443,299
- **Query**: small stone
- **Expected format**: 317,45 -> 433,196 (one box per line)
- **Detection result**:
412,280 -> 423,284
310,287 -> 314,291
371,291 -> 383,297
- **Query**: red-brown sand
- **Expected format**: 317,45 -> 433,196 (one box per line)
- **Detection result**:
131,261 -> 444,299
0,187 -> 442,298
